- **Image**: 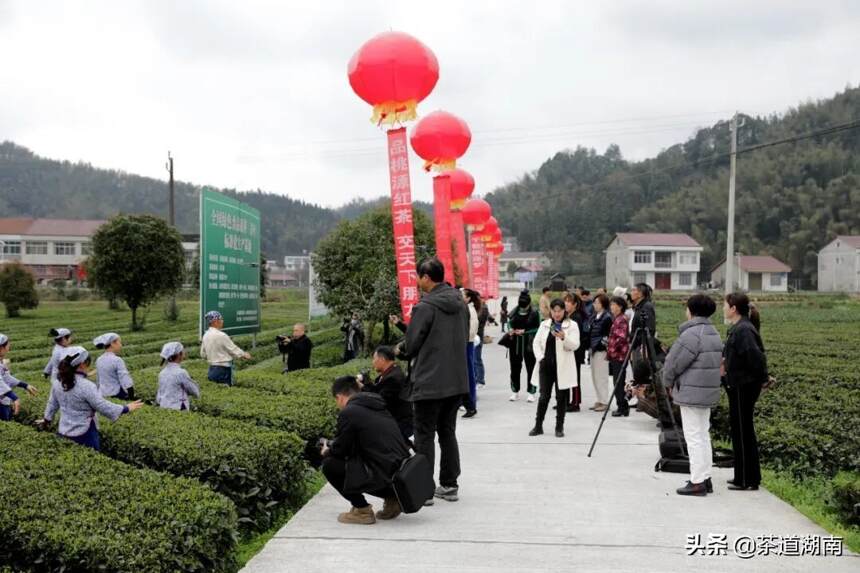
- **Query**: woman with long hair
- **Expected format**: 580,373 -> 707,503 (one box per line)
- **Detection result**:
722,292 -> 767,491
586,294 -> 613,411
40,347 -> 143,450
563,293 -> 586,412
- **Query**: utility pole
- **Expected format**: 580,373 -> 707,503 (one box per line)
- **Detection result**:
724,113 -> 739,301
166,152 -> 175,226
166,152 -> 179,321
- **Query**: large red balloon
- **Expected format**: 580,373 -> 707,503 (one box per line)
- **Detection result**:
462,198 -> 491,229
410,110 -> 472,171
448,168 -> 475,210
348,32 -> 439,125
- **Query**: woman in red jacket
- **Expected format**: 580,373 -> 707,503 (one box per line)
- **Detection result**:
607,296 -> 631,417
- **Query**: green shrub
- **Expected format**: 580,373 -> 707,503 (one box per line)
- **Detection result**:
0,423 -> 238,572
131,365 -> 339,440
832,471 -> 860,525
100,408 -> 309,531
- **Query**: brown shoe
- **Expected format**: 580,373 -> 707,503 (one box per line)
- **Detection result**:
337,505 -> 376,525
594,403 -> 608,412
376,497 -> 402,520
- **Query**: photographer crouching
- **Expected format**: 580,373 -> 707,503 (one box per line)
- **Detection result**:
277,324 -> 313,373
320,376 -> 411,524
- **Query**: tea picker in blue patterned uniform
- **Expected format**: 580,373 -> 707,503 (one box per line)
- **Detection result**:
0,333 -> 39,421
200,311 -> 251,385
156,342 -> 200,411
93,333 -> 135,400
38,346 -> 144,450
43,327 -> 73,379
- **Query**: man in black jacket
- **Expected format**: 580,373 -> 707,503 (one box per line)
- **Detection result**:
361,345 -> 413,440
630,283 -> 657,349
281,324 -> 313,373
405,258 -> 469,503
321,376 -> 411,525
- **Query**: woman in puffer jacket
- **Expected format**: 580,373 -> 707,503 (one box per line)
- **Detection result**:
662,294 -> 722,497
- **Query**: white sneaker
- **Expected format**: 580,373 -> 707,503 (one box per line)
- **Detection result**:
527,394 -> 536,403
508,393 -> 518,401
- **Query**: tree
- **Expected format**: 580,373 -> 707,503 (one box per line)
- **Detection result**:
0,262 -> 39,317
88,214 -> 185,330
312,205 -> 435,350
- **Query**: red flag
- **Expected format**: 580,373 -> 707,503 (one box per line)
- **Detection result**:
432,175 -> 455,285
450,210 -> 470,287
387,128 -> 420,323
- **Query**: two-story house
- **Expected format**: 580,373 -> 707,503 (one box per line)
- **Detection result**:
0,218 -> 106,283
818,236 -> 860,293
605,233 -> 703,291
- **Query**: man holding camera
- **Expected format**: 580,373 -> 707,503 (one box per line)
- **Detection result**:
278,323 -> 313,373
321,376 -> 411,525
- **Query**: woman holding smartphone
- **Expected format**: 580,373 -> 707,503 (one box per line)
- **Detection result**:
530,299 -> 581,438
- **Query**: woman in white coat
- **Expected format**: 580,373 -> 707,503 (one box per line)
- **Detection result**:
530,298 -> 580,437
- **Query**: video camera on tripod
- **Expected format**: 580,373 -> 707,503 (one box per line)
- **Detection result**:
588,326 -> 689,472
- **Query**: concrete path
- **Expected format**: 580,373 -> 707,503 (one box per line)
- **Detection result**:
243,323 -> 857,573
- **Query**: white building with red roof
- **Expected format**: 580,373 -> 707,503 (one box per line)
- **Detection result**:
711,255 -> 792,292
605,233 -> 703,291
0,218 -> 106,283
818,235 -> 860,293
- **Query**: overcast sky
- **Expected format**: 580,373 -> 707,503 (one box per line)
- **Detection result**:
2,0 -> 859,208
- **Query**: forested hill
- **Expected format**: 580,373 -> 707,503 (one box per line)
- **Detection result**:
486,86 -> 860,285
0,144 -> 434,259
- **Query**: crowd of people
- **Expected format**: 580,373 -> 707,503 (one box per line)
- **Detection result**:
0,256 -> 772,528
317,264 -> 771,522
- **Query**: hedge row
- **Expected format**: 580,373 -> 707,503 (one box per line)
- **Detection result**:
0,423 -> 238,573
14,379 -> 310,532
125,362 -> 340,441
710,375 -> 860,478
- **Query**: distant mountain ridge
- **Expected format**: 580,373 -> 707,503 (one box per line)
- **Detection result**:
485,85 -> 860,285
0,142 -> 429,260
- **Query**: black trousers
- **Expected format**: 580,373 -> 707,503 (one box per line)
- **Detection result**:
510,350 -> 537,393
414,395 -> 462,488
728,383 -> 762,487
321,456 -> 394,508
609,360 -> 628,412
568,359 -> 582,406
536,363 -> 569,430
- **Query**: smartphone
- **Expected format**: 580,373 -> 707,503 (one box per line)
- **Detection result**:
552,322 -> 562,333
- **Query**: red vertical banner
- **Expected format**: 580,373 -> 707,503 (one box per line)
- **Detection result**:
470,232 -> 488,296
432,175 -> 455,285
450,211 -> 470,287
388,128 -> 420,323
486,254 -> 497,299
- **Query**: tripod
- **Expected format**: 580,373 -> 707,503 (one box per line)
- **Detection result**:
587,327 -> 686,458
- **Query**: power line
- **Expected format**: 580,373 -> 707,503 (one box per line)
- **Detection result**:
504,117 -> 860,204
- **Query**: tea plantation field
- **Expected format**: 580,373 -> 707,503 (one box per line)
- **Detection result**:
0,292 -> 370,571
653,294 -> 860,548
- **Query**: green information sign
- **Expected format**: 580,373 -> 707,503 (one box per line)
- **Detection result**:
199,188 -> 261,337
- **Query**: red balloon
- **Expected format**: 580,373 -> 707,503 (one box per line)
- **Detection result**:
462,198 -> 491,229
448,168 -> 475,210
410,110 -> 472,171
348,32 -> 439,125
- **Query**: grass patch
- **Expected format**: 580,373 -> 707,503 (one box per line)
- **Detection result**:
761,469 -> 860,553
